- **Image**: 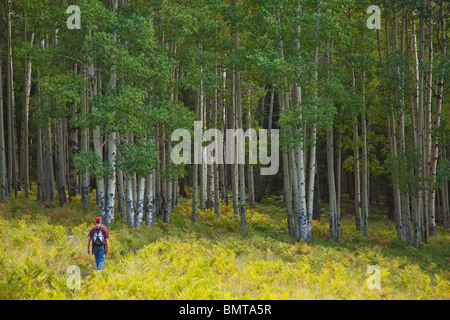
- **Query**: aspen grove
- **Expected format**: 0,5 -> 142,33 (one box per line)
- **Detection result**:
0,0 -> 448,251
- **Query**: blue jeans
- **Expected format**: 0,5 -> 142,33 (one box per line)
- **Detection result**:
93,246 -> 105,270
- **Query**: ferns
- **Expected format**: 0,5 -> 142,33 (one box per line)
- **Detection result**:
0,198 -> 448,299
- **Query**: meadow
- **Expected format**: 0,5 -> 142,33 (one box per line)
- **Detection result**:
0,191 -> 448,300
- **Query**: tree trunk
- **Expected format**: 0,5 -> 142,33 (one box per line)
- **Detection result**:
22,24 -> 33,199
327,127 -> 336,241
336,123 -> 342,243
430,2 -> 445,232
90,60 -> 106,218
105,0 -> 118,226
43,121 -> 55,203
326,39 -> 337,242
164,141 -> 172,223
0,14 -> 6,200
247,109 -> 255,207
80,65 -> 90,210
305,17 -> 319,243
126,173 -> 135,227
213,70 -> 220,217
6,0 -> 17,198
57,118 -> 67,207
414,3 -> 425,248
135,175 -> 145,227
145,172 -> 154,226
229,66 -> 239,216
361,32 -> 369,237
192,90 -> 201,223
351,67 -> 362,232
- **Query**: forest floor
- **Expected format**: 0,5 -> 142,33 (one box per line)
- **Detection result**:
0,190 -> 449,299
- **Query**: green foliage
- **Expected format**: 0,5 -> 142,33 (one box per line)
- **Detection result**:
384,148 -> 423,196
117,139 -> 158,177
436,159 -> 450,190
74,150 -> 114,179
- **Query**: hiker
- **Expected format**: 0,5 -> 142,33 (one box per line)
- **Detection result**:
87,217 -> 109,271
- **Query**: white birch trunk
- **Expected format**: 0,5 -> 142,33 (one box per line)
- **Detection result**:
81,65 -> 90,210
23,30 -> 33,199
305,21 -> 319,243
135,176 -> 146,227
430,2 -> 445,234
327,129 -> 336,241
106,132 -> 116,226
361,32 -> 369,237
0,25 -> 5,200
126,173 -> 135,228
145,173 -> 154,226
89,58 -> 106,219
105,0 -> 118,226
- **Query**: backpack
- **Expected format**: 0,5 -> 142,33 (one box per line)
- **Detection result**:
92,227 -> 105,246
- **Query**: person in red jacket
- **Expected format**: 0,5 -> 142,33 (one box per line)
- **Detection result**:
87,217 -> 109,271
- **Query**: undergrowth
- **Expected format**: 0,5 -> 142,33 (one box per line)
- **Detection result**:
0,194 -> 448,300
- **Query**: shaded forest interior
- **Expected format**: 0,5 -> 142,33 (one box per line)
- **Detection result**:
0,0 -> 448,250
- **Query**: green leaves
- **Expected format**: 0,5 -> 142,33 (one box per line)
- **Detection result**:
75,150 -> 113,179
384,149 -> 423,197
117,139 -> 158,177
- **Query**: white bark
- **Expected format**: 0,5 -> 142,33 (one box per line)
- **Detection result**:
136,175 -> 146,227
327,129 -> 336,241
126,173 -> 135,228
145,173 -> 154,226
81,65 -> 89,210
90,58 -> 106,219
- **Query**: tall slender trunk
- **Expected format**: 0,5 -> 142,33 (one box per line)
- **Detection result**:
35,66 -> 45,201
126,173 -> 135,227
145,172 -> 154,226
326,40 -> 337,241
199,71 -> 206,212
235,60 -> 246,232
278,12 -> 294,238
36,126 -> 44,201
90,58 -> 106,218
57,117 -> 67,206
135,175 -> 145,227
406,10 -> 418,242
442,147 -> 449,228
305,12 -> 319,243
43,119 -> 55,203
247,109 -> 255,207
220,70 -> 227,204
410,12 -> 422,247
336,121 -> 342,243
105,0 -> 119,226
6,0 -> 16,198
106,131 -> 117,226
22,22 -> 33,199
425,0 -> 436,237
394,7 -> 412,244
229,59 -> 239,217
327,128 -> 336,241
164,141 -> 172,223
280,94 -> 294,237
414,2 -> 425,248
192,90 -> 201,223
0,14 -> 6,200
361,32 -> 369,237
430,2 -> 445,232
213,68 -> 220,217
116,135 -> 126,221
268,87 -> 274,132
80,65 -> 90,210
351,66 -> 362,232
